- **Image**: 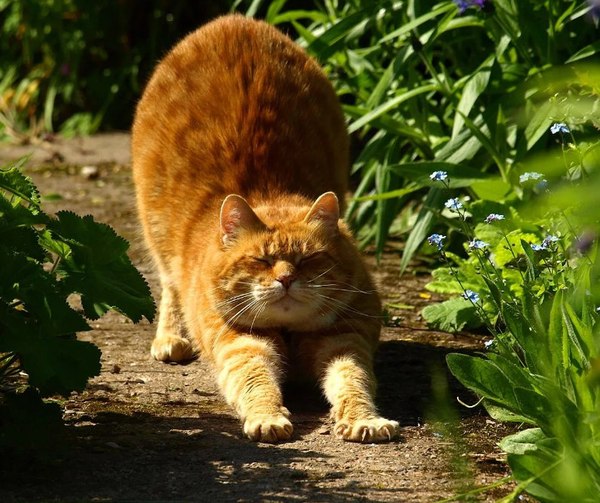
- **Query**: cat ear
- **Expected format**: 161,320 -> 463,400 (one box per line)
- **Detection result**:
304,192 -> 340,234
220,194 -> 263,245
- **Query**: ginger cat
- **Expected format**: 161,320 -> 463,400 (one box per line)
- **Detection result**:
132,14 -> 399,443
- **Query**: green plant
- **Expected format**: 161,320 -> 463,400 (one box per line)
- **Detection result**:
0,0 -> 230,139
424,152 -> 600,500
0,158 -> 155,453
244,0 -> 600,272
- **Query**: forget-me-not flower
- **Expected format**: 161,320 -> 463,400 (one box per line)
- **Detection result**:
519,172 -> 544,184
445,198 -> 463,212
550,123 -> 570,135
542,235 -> 559,248
454,0 -> 486,13
484,213 -> 505,224
427,233 -> 446,250
531,236 -> 559,252
430,171 -> 448,182
468,239 -> 489,250
463,289 -> 480,303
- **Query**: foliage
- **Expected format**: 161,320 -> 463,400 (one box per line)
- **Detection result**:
0,158 -> 155,453
426,138 -> 600,500
0,0 -> 229,139
240,0 -> 600,271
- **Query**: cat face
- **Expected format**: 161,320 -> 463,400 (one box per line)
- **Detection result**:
211,193 -> 356,331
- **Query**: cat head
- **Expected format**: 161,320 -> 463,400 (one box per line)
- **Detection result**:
210,192 -> 369,331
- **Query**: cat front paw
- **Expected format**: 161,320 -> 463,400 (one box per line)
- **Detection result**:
151,336 -> 196,362
334,417 -> 400,443
243,407 -> 293,443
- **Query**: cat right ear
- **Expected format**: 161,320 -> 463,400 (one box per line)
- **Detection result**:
220,194 -> 263,246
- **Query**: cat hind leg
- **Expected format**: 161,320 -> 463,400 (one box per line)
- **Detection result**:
151,284 -> 196,362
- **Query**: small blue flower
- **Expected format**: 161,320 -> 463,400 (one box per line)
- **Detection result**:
550,123 -> 570,135
542,235 -> 559,248
531,243 -> 545,251
427,233 -> 446,250
463,289 -> 480,303
519,172 -> 543,184
445,198 -> 463,212
484,213 -> 505,224
468,239 -> 489,250
453,0 -> 486,13
453,0 -> 470,13
430,170 -> 448,182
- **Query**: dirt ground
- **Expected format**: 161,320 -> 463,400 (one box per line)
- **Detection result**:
1,135 -> 521,502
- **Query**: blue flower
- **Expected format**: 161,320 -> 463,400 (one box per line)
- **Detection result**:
430,170 -> 448,182
453,0 -> 486,13
519,172 -> 544,184
484,213 -> 505,223
531,236 -> 558,251
542,235 -> 559,248
468,239 -> 489,250
454,0 -> 470,13
519,172 -> 543,183
445,198 -> 463,212
550,123 -> 570,135
427,233 -> 446,250
463,289 -> 480,303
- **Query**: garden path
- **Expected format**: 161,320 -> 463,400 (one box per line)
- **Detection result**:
1,134 -> 517,502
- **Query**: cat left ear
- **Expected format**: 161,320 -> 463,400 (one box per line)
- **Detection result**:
220,194 -> 263,246
304,192 -> 340,234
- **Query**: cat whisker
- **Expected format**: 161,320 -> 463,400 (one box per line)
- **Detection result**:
307,264 -> 338,283
306,284 -> 376,295
248,301 -> 268,335
313,292 -> 383,320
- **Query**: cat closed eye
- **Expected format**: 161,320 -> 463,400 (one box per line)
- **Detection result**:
297,252 -> 325,265
252,256 -> 273,265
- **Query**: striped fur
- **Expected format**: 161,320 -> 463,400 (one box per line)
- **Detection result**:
132,14 -> 399,443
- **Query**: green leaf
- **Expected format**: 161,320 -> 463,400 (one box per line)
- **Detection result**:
507,452 -> 561,502
380,4 -> 454,42
399,188 -> 445,274
566,41 -> 600,63
500,428 -> 546,455
452,56 -> 494,138
421,297 -> 480,332
470,177 -> 512,200
307,10 -> 371,60
484,402 -> 534,424
48,211 -> 155,322
0,159 -> 40,208
524,101 -> 553,151
347,83 -> 438,134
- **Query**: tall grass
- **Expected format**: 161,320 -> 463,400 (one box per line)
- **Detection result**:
240,0 -> 599,272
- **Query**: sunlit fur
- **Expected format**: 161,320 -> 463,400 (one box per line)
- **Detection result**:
132,14 -> 399,443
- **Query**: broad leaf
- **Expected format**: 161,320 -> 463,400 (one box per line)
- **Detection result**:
49,211 -> 155,322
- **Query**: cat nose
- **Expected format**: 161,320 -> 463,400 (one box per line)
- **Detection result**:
276,273 -> 296,289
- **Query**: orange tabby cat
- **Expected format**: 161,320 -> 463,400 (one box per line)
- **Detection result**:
131,14 -> 399,443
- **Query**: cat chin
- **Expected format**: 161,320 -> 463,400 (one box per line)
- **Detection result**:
237,301 -> 337,332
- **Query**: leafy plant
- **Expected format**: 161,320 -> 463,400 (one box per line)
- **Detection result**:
0,158 -> 155,453
424,141 -> 600,500
0,0 -> 230,139
240,0 -> 600,271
